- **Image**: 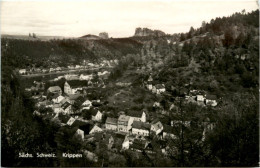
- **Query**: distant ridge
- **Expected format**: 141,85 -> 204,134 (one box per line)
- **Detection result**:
80,34 -> 100,40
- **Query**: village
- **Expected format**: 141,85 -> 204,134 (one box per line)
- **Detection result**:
23,65 -> 219,163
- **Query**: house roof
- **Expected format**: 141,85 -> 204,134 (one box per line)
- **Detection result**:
132,121 -> 151,130
78,123 -> 94,135
68,94 -> 82,101
58,114 -> 70,123
151,121 -> 163,131
206,94 -> 217,100
155,84 -> 165,89
105,117 -> 118,125
127,111 -> 144,118
72,120 -> 89,128
61,102 -> 71,110
118,115 -> 130,122
66,80 -> 88,88
90,109 -> 100,116
47,86 -> 61,93
131,139 -> 147,150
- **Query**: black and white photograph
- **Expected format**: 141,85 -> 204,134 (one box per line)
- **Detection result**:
1,0 -> 259,167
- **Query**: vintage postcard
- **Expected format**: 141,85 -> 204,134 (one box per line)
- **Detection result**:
1,0 -> 259,167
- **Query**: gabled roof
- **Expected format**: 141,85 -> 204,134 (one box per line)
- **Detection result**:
58,114 -> 70,123
47,86 -> 61,92
155,84 -> 165,89
132,121 -> 151,130
105,117 -> 118,125
68,94 -> 81,101
66,80 -> 88,88
118,115 -> 130,122
151,120 -> 163,131
127,111 -> 144,118
61,102 -> 71,110
90,109 -> 100,116
71,120 -> 89,128
78,123 -> 94,135
206,94 -> 217,100
131,139 -> 147,150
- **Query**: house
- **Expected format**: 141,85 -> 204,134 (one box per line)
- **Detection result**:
171,120 -> 191,127
68,94 -> 82,104
130,139 -> 148,152
163,124 -> 177,139
61,102 -> 72,114
52,95 -> 65,104
105,117 -> 118,131
205,95 -> 217,106
79,74 -> 93,81
91,109 -> 102,121
56,67 -> 62,71
67,117 -> 76,126
64,74 -> 79,80
117,115 -> 133,133
196,95 -> 205,102
122,136 -> 130,150
50,68 -> 56,72
150,120 -> 163,135
155,84 -> 166,94
81,100 -> 92,110
132,121 -> 151,136
58,114 -> 71,125
89,125 -> 103,134
52,104 -> 63,114
74,128 -> 85,140
19,69 -> 27,74
47,86 -> 62,95
127,111 -> 146,123
64,80 -> 88,95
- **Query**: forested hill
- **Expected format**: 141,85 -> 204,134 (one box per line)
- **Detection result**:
1,37 -> 143,69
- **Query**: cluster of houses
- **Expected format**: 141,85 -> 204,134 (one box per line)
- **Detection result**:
186,90 -> 218,107
18,59 -> 118,75
146,75 -> 166,94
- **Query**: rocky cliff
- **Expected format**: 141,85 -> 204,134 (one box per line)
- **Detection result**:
134,27 -> 166,37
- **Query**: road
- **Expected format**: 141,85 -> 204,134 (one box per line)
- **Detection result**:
20,67 -> 112,78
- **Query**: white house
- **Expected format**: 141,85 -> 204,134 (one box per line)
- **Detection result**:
74,129 -> 84,140
47,86 -> 62,95
79,74 -> 93,81
122,136 -> 130,150
67,117 -> 76,126
81,100 -> 92,109
19,69 -> 27,74
52,95 -> 65,104
61,102 -> 72,114
205,95 -> 218,106
64,81 -> 86,95
128,111 -> 146,123
89,125 -> 103,134
150,120 -> 163,135
156,84 -> 166,94
196,95 -> 205,102
91,110 -> 102,121
52,104 -> 63,114
118,115 -> 133,133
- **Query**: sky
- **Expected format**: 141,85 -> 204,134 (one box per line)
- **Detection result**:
0,0 -> 258,38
